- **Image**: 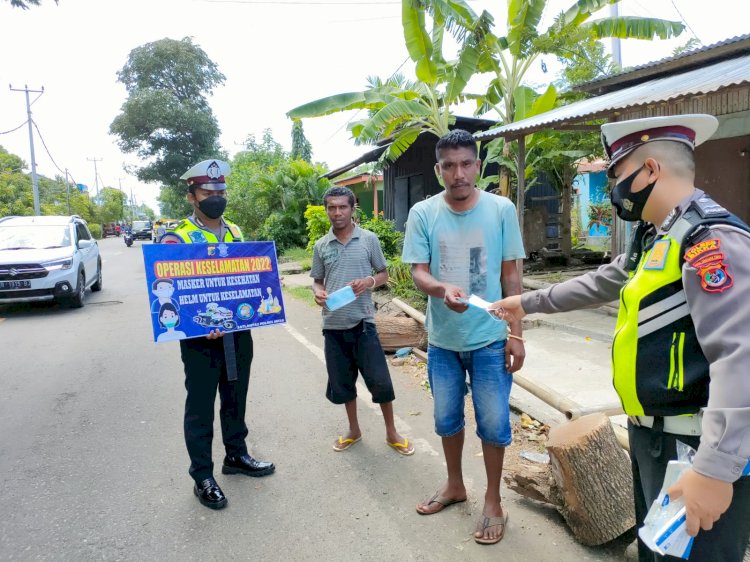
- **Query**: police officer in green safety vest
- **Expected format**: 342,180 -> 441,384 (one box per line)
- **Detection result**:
161,159 -> 275,510
492,115 -> 750,561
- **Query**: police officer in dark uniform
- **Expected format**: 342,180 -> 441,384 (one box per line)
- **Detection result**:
493,115 -> 750,560
161,159 -> 274,510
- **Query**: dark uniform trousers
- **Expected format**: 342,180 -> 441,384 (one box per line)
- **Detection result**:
629,423 -> 750,562
180,330 -> 254,482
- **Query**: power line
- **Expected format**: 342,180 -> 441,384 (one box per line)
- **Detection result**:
670,0 -> 701,44
29,91 -> 44,107
31,119 -> 67,177
323,56 -> 410,144
0,120 -> 28,135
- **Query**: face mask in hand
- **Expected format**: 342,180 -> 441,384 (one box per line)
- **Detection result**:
197,195 -> 227,219
610,165 -> 656,222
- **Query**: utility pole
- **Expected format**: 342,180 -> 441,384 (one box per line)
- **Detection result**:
87,157 -> 102,200
9,84 -> 44,215
610,4 -> 623,68
118,177 -> 126,222
64,168 -> 71,215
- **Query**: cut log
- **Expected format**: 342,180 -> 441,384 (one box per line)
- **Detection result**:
374,315 -> 427,352
545,413 -> 634,545
390,298 -> 426,325
565,402 -> 625,420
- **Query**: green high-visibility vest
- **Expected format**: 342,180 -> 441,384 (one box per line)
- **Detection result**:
612,231 -> 709,417
171,217 -> 243,244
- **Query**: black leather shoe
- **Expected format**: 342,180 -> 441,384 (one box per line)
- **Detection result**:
222,454 -> 275,477
193,477 -> 227,510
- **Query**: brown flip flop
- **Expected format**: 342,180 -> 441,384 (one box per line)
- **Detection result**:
474,511 -> 509,545
416,492 -> 467,515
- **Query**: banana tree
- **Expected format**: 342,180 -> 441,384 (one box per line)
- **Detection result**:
470,0 -> 685,195
287,0 -> 493,163
480,81 -> 602,256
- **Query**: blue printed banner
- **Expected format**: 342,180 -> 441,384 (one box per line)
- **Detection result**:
142,241 -> 286,343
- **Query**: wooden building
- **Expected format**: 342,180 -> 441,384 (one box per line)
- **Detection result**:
324,116 -> 496,230
476,33 -> 750,252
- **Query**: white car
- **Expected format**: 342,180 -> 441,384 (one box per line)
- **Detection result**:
0,215 -> 102,307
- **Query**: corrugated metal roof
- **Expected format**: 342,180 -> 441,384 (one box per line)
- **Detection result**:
577,33 -> 750,92
476,54 -> 750,141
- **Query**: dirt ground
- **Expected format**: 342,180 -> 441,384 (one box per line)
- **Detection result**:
391,354 -> 552,483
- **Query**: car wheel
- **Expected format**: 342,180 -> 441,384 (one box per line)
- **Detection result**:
68,271 -> 86,308
91,260 -> 103,292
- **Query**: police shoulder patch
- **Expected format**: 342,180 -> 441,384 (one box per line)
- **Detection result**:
697,258 -> 733,293
684,238 -> 721,264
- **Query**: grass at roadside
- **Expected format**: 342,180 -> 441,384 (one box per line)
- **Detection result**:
279,246 -> 312,271
285,285 -> 316,307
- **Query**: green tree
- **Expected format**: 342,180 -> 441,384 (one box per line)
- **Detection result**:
96,187 -> 127,223
288,0 -> 493,162
226,131 -> 330,250
110,37 -> 226,203
467,0 -> 684,196
225,130 -> 289,238
672,37 -> 702,57
290,119 -> 313,163
0,146 -> 33,216
157,185 -> 191,219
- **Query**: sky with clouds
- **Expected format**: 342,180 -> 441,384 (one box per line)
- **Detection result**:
0,0 -> 746,213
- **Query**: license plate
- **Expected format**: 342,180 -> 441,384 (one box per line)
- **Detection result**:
0,280 -> 31,289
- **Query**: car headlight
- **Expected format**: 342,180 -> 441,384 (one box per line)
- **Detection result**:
42,257 -> 73,271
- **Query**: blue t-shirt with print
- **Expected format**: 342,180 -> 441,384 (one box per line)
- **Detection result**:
402,190 -> 525,352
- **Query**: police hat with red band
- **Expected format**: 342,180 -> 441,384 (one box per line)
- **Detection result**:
180,159 -> 231,190
601,114 -> 718,173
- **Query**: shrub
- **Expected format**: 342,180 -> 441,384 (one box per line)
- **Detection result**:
259,212 -> 299,252
304,205 -> 329,253
88,224 -> 102,239
360,214 -> 403,260
387,256 -> 426,311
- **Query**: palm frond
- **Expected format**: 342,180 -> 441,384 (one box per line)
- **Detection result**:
583,16 -> 685,40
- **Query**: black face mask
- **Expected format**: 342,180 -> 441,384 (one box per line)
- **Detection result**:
610,165 -> 656,222
196,195 -> 227,219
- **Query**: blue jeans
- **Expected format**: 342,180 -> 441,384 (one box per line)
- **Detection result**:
427,340 -> 512,447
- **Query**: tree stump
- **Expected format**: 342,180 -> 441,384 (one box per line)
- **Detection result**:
374,315 -> 427,351
546,413 -> 634,545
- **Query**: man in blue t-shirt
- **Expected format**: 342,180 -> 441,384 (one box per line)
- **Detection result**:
402,129 -> 525,545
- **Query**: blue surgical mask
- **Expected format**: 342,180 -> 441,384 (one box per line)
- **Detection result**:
326,286 -> 356,311
163,318 -> 178,329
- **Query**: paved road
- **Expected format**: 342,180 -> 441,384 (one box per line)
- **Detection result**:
0,237 -> 632,561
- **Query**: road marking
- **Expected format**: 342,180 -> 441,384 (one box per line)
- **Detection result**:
283,323 -> 437,455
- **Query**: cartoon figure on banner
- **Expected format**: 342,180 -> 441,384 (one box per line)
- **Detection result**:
157,302 -> 187,342
151,278 -> 180,314
193,302 -> 238,330
258,286 -> 282,315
